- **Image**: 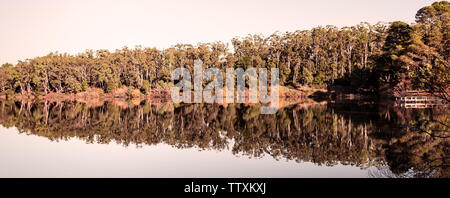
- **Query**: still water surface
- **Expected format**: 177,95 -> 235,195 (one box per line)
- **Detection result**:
0,100 -> 447,177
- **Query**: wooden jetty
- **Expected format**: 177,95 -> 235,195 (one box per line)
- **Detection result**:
396,95 -> 448,108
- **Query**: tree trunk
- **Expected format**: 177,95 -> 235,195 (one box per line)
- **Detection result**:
364,41 -> 368,69
348,46 -> 353,76
293,61 -> 301,83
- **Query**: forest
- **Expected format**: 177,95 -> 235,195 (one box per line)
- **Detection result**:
0,1 -> 448,101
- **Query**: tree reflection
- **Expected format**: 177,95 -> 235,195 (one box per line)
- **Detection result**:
0,100 -> 447,178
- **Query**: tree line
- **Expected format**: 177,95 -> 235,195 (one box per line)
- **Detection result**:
0,1 -> 448,99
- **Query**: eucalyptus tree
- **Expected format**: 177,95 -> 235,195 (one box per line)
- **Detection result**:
376,21 -> 413,87
406,1 -> 449,100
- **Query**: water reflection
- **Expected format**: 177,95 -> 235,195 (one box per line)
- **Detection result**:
0,100 -> 448,178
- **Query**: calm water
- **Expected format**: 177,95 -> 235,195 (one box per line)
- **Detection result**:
0,100 -> 448,178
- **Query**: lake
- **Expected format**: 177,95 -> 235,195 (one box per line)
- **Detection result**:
0,100 -> 447,178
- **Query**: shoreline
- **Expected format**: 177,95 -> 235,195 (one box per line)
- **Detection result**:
0,85 -> 359,100
0,85 -> 383,110
0,85 -> 380,102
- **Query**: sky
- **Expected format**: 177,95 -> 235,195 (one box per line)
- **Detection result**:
0,0 -> 439,65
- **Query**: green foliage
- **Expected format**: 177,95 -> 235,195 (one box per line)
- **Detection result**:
313,71 -> 326,85
141,80 -> 150,94
0,1 -> 446,97
0,25 -> 389,93
373,1 -> 449,100
81,80 -> 89,91
376,21 -> 413,86
300,68 -> 314,85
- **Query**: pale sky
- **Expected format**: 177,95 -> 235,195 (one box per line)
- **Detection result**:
0,0 -> 438,65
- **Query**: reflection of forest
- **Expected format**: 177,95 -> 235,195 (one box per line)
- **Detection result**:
0,100 -> 447,178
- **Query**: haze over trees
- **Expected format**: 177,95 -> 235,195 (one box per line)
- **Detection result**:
0,1 -> 448,100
